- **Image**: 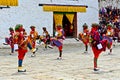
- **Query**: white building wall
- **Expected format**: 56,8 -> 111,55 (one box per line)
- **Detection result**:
0,0 -> 98,43
0,0 -> 53,39
77,0 -> 99,33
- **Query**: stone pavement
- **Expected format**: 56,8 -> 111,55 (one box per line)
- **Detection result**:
0,38 -> 120,80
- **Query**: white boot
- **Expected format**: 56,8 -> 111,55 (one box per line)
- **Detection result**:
18,67 -> 26,72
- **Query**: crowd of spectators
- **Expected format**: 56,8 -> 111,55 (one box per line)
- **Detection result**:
99,6 -> 120,42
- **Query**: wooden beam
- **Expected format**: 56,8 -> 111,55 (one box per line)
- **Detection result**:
0,5 -> 10,9
38,3 -> 88,8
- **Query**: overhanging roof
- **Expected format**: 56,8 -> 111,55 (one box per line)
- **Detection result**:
39,4 -> 88,12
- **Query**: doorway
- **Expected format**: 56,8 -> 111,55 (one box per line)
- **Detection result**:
53,12 -> 77,38
62,14 -> 73,38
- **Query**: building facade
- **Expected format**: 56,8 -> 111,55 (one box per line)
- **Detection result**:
0,0 -> 99,39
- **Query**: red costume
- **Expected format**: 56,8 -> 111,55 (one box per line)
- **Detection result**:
14,24 -> 28,72
106,24 -> 113,54
78,23 -> 89,53
90,23 -> 108,71
5,27 -> 14,54
29,26 -> 38,48
42,27 -> 50,49
50,25 -> 65,59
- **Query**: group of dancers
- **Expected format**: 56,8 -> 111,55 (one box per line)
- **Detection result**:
4,22 -> 115,72
4,24 -> 65,72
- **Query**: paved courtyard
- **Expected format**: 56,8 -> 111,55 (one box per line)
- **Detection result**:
0,39 -> 120,80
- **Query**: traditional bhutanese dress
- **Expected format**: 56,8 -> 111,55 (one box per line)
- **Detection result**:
90,28 -> 108,58
30,31 -> 38,48
79,29 -> 89,45
51,29 -> 65,51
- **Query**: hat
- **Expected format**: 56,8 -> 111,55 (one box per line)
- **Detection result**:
15,24 -> 23,31
43,27 -> 46,30
9,27 -> 14,31
91,23 -> 99,27
43,27 -> 46,29
56,24 -> 62,30
56,24 -> 62,27
83,23 -> 88,28
30,26 -> 36,28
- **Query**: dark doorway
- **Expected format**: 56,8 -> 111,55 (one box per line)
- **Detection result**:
62,15 -> 73,38
53,12 -> 77,38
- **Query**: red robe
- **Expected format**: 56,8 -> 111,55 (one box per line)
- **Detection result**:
17,32 -> 28,60
90,28 -> 107,58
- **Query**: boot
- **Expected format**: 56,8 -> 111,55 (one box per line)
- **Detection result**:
57,50 -> 62,60
57,57 -> 62,60
31,48 -> 38,53
94,68 -> 99,71
18,67 -> 26,72
31,54 -> 36,57
47,45 -> 53,49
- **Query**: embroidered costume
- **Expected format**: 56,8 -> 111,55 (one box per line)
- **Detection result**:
105,24 -> 113,54
78,23 -> 89,53
14,24 -> 28,72
22,28 -> 38,56
29,26 -> 38,57
4,27 -> 15,55
42,27 -> 51,49
90,23 -> 108,71
50,25 -> 65,59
